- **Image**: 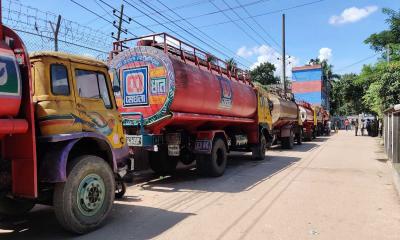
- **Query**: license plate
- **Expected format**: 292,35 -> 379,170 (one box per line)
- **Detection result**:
126,135 -> 143,146
168,145 -> 180,156
195,140 -> 212,153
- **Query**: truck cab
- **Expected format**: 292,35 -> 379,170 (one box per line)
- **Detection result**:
0,48 -> 129,233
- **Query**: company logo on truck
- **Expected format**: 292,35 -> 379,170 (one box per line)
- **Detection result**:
123,67 -> 148,106
218,76 -> 232,109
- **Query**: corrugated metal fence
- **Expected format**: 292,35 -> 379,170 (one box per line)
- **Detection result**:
384,104 -> 400,164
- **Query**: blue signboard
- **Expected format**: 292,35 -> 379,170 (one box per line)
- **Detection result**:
123,67 -> 149,106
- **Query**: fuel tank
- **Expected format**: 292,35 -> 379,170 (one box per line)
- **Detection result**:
268,94 -> 298,128
109,46 -> 257,128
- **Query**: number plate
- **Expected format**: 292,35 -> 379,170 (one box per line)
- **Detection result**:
126,135 -> 143,146
195,140 -> 212,153
168,145 -> 180,156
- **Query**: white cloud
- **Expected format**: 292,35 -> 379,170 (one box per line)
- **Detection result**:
329,6 -> 378,25
318,47 -> 332,61
236,46 -> 253,58
236,45 -> 299,78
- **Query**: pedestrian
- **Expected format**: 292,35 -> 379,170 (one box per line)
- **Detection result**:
366,119 -> 371,136
335,121 -> 339,133
361,119 -> 365,136
344,119 -> 350,131
355,119 -> 359,136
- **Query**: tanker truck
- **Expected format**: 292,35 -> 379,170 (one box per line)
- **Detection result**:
109,33 -> 301,176
257,85 -> 302,149
297,101 -> 316,141
0,18 -> 130,233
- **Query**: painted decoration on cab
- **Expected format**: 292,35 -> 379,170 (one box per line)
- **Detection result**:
123,66 -> 149,106
218,76 -> 232,109
0,55 -> 20,96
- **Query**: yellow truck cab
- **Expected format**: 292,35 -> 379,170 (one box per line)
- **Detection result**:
29,52 -> 129,233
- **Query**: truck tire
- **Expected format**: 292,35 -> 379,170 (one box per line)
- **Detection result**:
149,148 -> 178,176
0,197 -> 35,216
281,133 -> 294,149
115,179 -> 126,199
296,129 -> 303,145
53,155 -> 115,234
196,139 -> 227,177
251,135 -> 267,160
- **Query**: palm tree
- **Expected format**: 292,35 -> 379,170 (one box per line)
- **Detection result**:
226,57 -> 237,71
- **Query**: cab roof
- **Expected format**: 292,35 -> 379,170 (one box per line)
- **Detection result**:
29,51 -> 107,67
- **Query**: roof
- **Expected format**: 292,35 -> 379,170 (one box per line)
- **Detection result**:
29,51 -> 107,67
384,104 -> 400,114
292,64 -> 322,71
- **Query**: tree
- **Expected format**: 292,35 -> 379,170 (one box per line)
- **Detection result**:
364,8 -> 400,61
226,58 -> 237,71
250,62 -> 280,85
362,61 -> 400,116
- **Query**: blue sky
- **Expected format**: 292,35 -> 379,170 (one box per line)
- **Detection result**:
12,0 -> 400,76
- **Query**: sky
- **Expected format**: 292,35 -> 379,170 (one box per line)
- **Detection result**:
10,0 -> 400,77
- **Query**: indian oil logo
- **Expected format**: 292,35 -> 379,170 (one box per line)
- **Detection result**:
123,67 -> 149,106
218,76 -> 232,109
126,72 -> 145,94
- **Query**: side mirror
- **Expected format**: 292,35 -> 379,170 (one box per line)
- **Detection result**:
112,85 -> 120,92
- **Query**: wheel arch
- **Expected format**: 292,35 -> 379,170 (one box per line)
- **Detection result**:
39,136 -> 117,183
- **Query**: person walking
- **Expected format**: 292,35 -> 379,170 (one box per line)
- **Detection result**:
344,119 -> 350,131
366,119 -> 371,136
355,119 -> 359,136
361,119 -> 366,136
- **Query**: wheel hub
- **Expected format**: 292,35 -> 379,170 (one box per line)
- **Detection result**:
77,174 -> 105,216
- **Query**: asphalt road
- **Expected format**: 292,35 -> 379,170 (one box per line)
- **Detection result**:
1,131 -> 400,240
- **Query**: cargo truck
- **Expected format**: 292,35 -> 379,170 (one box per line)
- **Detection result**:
0,18 -> 129,233
109,33 -> 301,176
297,101 -> 316,141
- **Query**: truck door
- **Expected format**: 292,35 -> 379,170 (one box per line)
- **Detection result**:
35,58 -> 82,135
71,62 -> 124,148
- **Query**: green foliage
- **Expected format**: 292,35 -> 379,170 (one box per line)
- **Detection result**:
364,8 -> 400,61
250,62 -> 280,85
225,58 -> 237,71
330,74 -> 367,116
362,61 -> 400,116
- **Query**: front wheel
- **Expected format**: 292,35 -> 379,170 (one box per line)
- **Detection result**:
251,135 -> 267,160
0,197 -> 35,216
53,155 -> 115,234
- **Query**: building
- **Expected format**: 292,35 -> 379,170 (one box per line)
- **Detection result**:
291,64 -> 331,112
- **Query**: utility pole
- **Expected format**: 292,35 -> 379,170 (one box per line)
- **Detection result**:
112,4 -> 131,42
282,14 -> 286,95
49,15 -> 62,51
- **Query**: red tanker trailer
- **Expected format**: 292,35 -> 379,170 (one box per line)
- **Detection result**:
297,101 -> 316,141
109,33 -> 271,176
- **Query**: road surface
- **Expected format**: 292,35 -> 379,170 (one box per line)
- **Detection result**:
1,130 -> 400,240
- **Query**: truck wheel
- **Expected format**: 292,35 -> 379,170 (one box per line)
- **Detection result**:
149,148 -> 178,175
251,135 -> 267,160
281,133 -> 294,149
296,130 -> 303,145
0,197 -> 35,216
53,155 -> 115,234
196,139 -> 227,177
115,180 -> 126,199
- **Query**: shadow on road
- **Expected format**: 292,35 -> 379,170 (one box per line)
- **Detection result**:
0,203 -> 193,240
136,151 -> 301,194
